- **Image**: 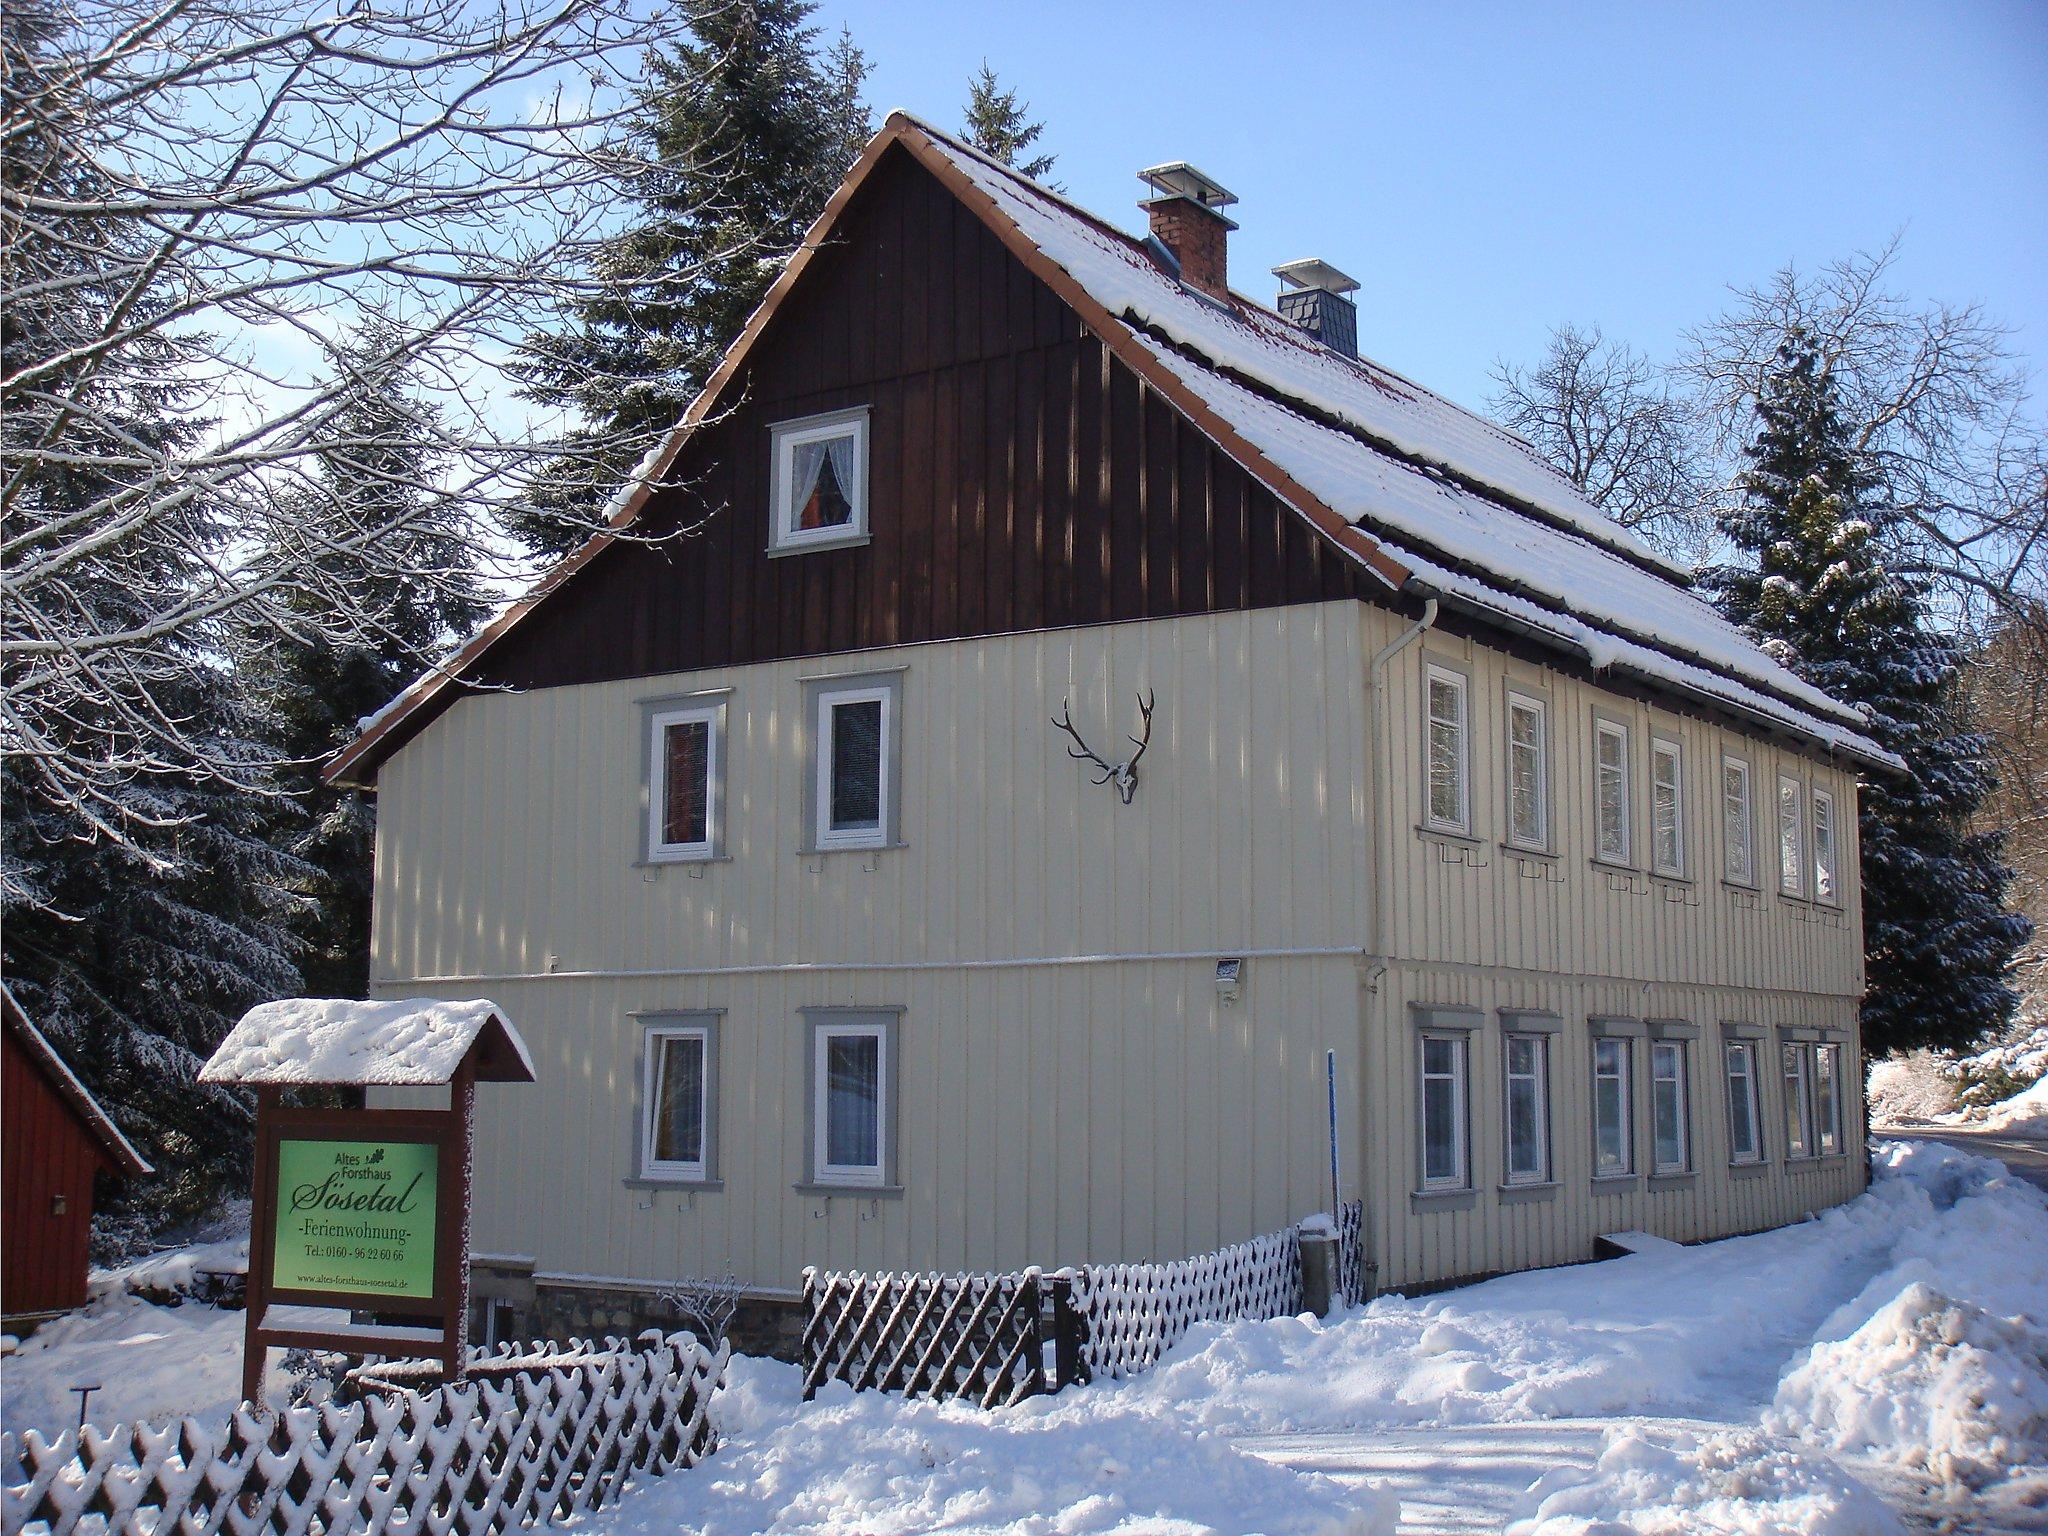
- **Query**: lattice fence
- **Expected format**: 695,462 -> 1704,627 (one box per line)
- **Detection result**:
801,1267 -> 1046,1408
1065,1223 -> 1304,1382
2,1331 -> 726,1536
1334,1199 -> 1371,1305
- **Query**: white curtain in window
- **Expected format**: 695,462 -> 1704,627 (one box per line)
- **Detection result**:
791,432 -> 859,529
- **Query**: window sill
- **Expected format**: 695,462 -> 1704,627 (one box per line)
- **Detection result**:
1720,878 -> 1761,895
766,531 -> 872,559
1727,1160 -> 1770,1180
1409,1187 -> 1478,1212
634,853 -> 732,870
801,840 -> 909,858
1776,890 -> 1812,908
1648,869 -> 1693,887
1497,1180 -> 1559,1205
1647,1171 -> 1696,1190
1416,824 -> 1481,847
1589,856 -> 1639,875
1785,1153 -> 1850,1172
1500,842 -> 1558,861
794,1181 -> 905,1199
1590,1173 -> 1642,1192
624,1175 -> 722,1192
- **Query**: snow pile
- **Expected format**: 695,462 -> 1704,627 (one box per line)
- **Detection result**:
1977,1073 -> 2048,1135
199,996 -> 529,1085
1507,1426 -> 1901,1536
580,1354 -> 1397,1536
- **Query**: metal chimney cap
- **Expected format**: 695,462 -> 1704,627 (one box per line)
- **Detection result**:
1139,161 -> 1238,211
1273,258 -> 1359,296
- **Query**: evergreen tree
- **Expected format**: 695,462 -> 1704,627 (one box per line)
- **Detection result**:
3,0 -> 305,1241
248,326 -> 489,999
1705,335 -> 2030,1055
962,63 -> 1056,182
513,0 -> 872,559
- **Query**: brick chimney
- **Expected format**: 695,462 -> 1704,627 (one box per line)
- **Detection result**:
1139,162 -> 1238,301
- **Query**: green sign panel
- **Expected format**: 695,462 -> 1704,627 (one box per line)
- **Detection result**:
272,1138 -> 438,1299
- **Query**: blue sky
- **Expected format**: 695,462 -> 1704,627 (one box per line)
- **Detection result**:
819,0 -> 2048,413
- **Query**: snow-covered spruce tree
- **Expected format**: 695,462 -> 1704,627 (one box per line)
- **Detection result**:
513,0 -> 873,559
3,0 -> 305,1238
962,63 -> 1056,182
1704,335 -> 2030,1056
247,326 -> 489,1000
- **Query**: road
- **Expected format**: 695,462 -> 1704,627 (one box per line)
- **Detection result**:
1881,1125 -> 2048,1195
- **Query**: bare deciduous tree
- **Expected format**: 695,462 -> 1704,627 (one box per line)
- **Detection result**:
1489,324 -> 1715,562
1689,239 -> 2048,627
2,0 -> 750,900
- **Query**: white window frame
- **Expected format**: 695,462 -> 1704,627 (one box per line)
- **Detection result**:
1811,787 -> 1839,905
1722,755 -> 1755,887
1505,690 -> 1550,851
639,1022 -> 713,1181
1418,1031 -> 1470,1191
646,703 -> 721,862
1592,1036 -> 1634,1178
1815,1042 -> 1844,1156
1782,1040 -> 1815,1159
1724,1040 -> 1763,1166
815,683 -> 893,851
768,407 -> 869,552
1502,1032 -> 1551,1186
1651,736 -> 1685,877
1595,718 -> 1632,865
1650,1039 -> 1690,1174
812,1018 -> 890,1188
1424,664 -> 1472,835
1778,773 -> 1807,896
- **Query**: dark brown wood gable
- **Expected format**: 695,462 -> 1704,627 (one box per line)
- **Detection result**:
464,144 -> 1376,701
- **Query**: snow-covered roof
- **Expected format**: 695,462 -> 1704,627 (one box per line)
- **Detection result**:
2,983 -> 152,1176
199,998 -> 536,1086
908,121 -> 1898,770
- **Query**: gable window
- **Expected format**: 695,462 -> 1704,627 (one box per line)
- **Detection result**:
1815,1043 -> 1844,1155
1651,737 -> 1685,877
1778,774 -> 1806,895
805,671 -> 903,852
644,696 -> 725,862
1424,665 -> 1470,834
1418,1031 -> 1470,1190
1506,691 -> 1549,850
638,1017 -> 718,1183
1503,1033 -> 1550,1185
1724,1040 -> 1763,1165
806,1011 -> 898,1188
1782,1041 -> 1814,1159
769,407 -> 869,552
1592,1037 -> 1633,1177
1650,1039 -> 1689,1174
1595,719 -> 1632,864
1723,756 -> 1755,886
1812,788 -> 1839,905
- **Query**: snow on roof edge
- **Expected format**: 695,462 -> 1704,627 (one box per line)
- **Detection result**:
201,997 -> 535,1087
2,983 -> 153,1175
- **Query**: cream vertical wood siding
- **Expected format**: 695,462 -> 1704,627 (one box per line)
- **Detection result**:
371,605 -> 1373,1290
369,597 -> 1871,1296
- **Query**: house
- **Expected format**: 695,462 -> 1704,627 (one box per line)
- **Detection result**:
2,985 -> 151,1325
330,113 -> 1897,1342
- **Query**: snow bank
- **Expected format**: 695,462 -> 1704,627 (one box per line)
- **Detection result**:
1975,1072 -> 2048,1136
579,1354 -> 1397,1536
1507,1426 -> 1901,1536
1870,1023 -> 2048,1130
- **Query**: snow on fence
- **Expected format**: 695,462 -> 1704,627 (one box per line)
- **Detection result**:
1065,1223 -> 1303,1382
1,1330 -> 726,1536
800,1267 -> 1047,1409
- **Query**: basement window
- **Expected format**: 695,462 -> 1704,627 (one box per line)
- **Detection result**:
769,407 -> 869,552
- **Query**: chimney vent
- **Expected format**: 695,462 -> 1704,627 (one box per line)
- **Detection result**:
1273,258 -> 1360,359
1140,161 -> 1237,301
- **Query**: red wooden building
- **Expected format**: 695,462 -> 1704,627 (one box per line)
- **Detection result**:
3,985 -> 151,1324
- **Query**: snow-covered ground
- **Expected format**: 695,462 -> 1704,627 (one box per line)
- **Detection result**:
6,1143 -> 2043,1534
1871,1021 -> 2048,1133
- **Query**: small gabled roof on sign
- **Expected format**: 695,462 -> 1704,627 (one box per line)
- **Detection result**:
2,984 -> 152,1177
200,998 -> 536,1087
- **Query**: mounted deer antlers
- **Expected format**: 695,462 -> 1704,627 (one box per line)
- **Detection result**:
1051,689 -> 1154,804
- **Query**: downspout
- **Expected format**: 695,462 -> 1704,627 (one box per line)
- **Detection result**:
1358,589 -> 1436,1293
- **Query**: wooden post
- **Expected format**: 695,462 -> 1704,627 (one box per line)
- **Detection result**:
1298,1221 -> 1338,1318
241,1087 -> 279,1408
1048,1272 -> 1087,1390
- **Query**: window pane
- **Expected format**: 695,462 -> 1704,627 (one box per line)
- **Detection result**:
662,720 -> 710,847
1593,1038 -> 1629,1175
829,699 -> 883,831
825,1034 -> 881,1168
1779,778 -> 1804,892
1597,727 -> 1628,861
1421,1034 -> 1463,1185
1427,675 -> 1465,827
1813,794 -> 1837,903
1723,762 -> 1752,884
1652,1042 -> 1684,1171
1506,1036 -> 1545,1181
1652,746 -> 1681,873
653,1035 -> 704,1166
1726,1043 -> 1758,1162
1816,1045 -> 1841,1154
792,435 -> 855,530
1510,700 -> 1544,846
1783,1044 -> 1809,1157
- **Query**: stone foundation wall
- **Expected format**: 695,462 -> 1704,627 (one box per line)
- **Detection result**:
468,1263 -> 803,1362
